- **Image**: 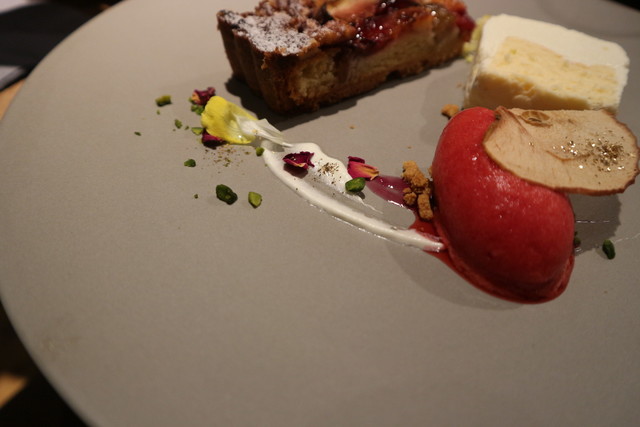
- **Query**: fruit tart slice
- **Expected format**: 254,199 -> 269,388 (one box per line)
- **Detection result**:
217,0 -> 474,113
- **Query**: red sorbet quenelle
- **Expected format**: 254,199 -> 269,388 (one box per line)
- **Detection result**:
430,107 -> 575,303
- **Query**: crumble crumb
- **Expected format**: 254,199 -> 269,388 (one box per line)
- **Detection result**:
401,161 -> 434,221
441,104 -> 460,119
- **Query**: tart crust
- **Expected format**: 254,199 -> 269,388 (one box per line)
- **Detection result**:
217,0 -> 474,113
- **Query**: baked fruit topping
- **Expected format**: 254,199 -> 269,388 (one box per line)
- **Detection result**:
217,0 -> 474,113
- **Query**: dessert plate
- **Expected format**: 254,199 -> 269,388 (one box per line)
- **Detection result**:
1,0 -> 639,425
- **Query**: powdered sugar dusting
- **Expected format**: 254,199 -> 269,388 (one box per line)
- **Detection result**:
220,11 -> 315,55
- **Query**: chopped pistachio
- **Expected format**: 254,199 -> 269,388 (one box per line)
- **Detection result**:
191,127 -> 204,135
602,239 -> 616,259
174,119 -> 183,129
255,146 -> 265,156
573,231 -> 581,247
184,159 -> 196,167
216,184 -> 238,205
345,177 -> 366,192
134,131 -> 141,136
155,95 -> 172,106
193,194 -> 199,199
191,104 -> 205,115
248,191 -> 262,208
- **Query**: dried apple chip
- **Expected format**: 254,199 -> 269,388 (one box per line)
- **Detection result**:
483,107 -> 639,195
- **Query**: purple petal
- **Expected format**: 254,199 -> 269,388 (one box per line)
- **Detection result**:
191,87 -> 217,105
283,151 -> 315,169
201,130 -> 226,146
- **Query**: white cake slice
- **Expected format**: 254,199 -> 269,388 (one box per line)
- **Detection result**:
463,14 -> 629,114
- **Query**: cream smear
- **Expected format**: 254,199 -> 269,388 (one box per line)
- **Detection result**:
200,96 -> 443,252
262,141 -> 444,252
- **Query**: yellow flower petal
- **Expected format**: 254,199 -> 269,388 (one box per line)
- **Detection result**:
201,96 -> 257,144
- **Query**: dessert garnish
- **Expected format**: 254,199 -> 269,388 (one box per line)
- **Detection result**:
201,130 -> 226,146
440,104 -> 460,119
401,161 -> 433,221
155,95 -> 172,107
216,184 -> 238,205
248,191 -> 263,208
283,152 -> 315,169
191,87 -> 216,106
200,95 -> 444,252
483,108 -> 639,195
347,156 -> 379,180
602,240 -> 616,260
201,96 -> 289,146
345,177 -> 366,193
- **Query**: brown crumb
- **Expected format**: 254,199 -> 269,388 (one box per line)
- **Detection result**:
441,104 -> 460,119
401,161 -> 434,221
402,187 -> 417,205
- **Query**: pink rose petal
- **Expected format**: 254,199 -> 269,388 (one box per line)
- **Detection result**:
283,151 -> 315,169
348,156 -> 379,180
201,130 -> 226,146
191,87 -> 217,105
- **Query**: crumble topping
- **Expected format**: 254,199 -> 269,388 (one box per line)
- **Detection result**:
441,103 -> 460,119
401,161 -> 434,221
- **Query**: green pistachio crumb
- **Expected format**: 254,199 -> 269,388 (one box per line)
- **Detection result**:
216,184 -> 238,205
184,159 -> 196,167
602,239 -> 616,259
174,119 -> 183,129
134,131 -> 141,136
573,231 -> 581,247
345,177 -> 366,192
248,191 -> 262,208
155,95 -> 172,107
191,104 -> 205,115
255,146 -> 265,156
191,127 -> 203,135
193,194 -> 199,199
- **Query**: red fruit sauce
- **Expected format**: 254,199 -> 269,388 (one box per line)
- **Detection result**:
367,174 -> 570,304
366,175 -> 454,266
350,0 -> 475,52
